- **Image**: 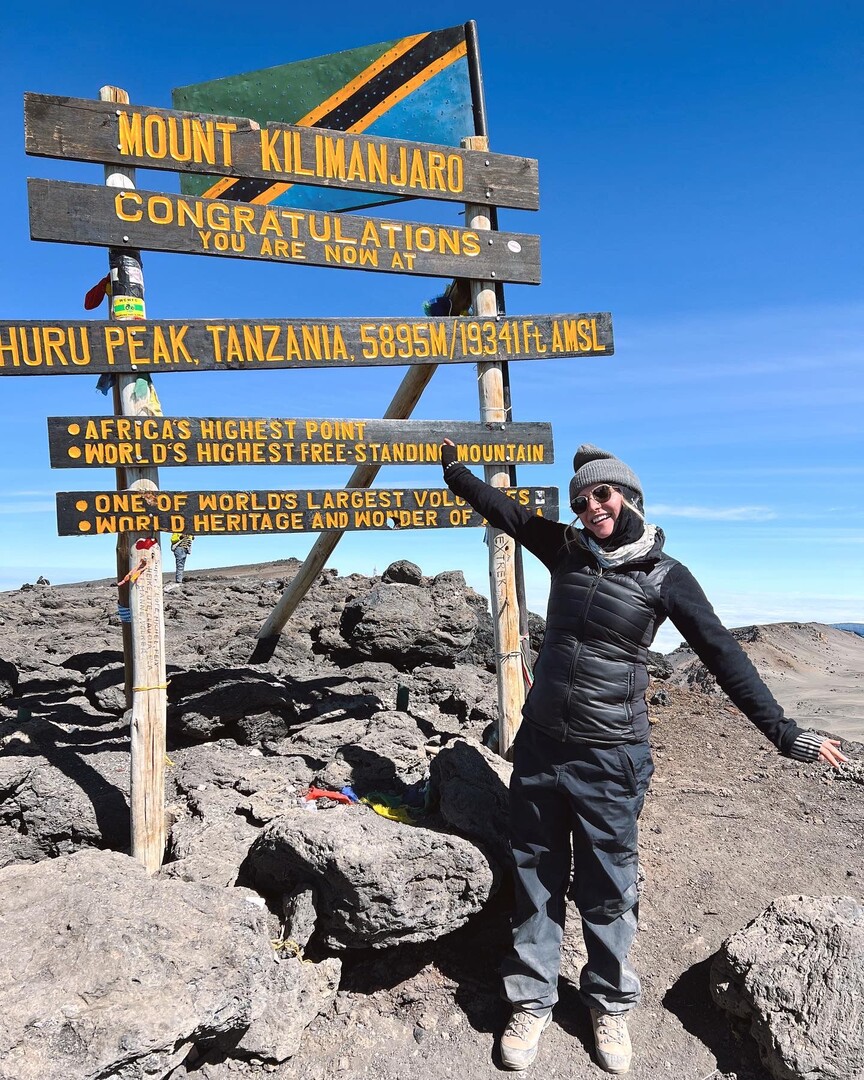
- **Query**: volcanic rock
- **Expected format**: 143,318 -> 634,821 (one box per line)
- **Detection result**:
246,803 -> 494,949
340,571 -> 478,668
430,737 -> 512,867
0,849 -> 339,1078
711,894 -> 864,1080
381,559 -> 424,585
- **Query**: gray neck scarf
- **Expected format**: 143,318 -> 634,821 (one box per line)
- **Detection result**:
582,523 -> 659,568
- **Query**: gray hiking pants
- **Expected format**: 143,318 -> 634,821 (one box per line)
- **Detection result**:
501,723 -> 654,1016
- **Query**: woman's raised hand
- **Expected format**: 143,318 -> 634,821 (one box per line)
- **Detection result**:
441,440 -> 458,473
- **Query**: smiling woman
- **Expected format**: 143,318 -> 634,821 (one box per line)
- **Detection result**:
439,437 -> 848,1075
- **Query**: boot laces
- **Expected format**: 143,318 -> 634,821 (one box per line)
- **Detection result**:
595,1012 -> 627,1047
506,1011 -> 540,1041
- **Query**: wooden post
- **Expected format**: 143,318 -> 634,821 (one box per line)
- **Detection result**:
250,363 -> 436,662
463,135 -> 525,758
101,86 -> 167,873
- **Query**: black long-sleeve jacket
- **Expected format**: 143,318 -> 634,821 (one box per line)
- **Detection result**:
445,463 -> 803,754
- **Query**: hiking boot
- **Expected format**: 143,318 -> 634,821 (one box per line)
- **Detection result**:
499,1008 -> 552,1070
590,1010 -> 632,1074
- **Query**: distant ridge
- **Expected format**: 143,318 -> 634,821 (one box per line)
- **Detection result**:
668,620 -> 864,741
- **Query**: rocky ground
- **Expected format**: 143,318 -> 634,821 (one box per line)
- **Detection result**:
0,559 -> 862,1080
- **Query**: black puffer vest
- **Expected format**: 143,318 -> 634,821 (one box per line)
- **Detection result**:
523,533 -> 676,745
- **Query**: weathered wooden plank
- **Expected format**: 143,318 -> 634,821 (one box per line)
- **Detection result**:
27,179 -> 542,284
48,417 -> 554,469
56,486 -> 559,535
0,314 -> 612,374
24,93 -> 540,211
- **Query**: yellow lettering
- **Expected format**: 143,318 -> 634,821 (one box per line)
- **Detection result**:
347,142 -> 367,182
167,117 -> 193,163
177,199 -> 204,230
117,111 -> 142,156
265,325 -> 283,361
192,120 -> 217,165
115,191 -> 142,222
427,151 -> 446,191
591,318 -> 606,352
367,142 -> 386,184
144,114 -> 167,159
259,210 -> 283,237
324,136 -> 346,178
260,128 -> 282,172
408,151 -> 428,190
214,123 -> 236,166
360,220 -> 381,247
461,231 -> 481,256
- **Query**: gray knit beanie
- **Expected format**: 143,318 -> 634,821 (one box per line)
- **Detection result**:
569,444 -> 644,512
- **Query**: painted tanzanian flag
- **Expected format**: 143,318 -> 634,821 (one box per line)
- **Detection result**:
172,24 -> 475,213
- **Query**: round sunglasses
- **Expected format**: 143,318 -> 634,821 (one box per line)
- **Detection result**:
572,484 -> 615,514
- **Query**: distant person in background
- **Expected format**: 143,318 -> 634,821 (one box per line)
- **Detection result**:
441,439 -> 847,1075
170,533 -> 194,584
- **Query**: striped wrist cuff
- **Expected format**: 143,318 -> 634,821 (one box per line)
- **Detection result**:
789,731 -> 824,763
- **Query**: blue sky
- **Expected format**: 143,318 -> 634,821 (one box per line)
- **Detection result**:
1,0 -> 862,651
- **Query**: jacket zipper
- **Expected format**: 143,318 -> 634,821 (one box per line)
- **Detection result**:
562,568 -> 603,741
625,667 -> 635,723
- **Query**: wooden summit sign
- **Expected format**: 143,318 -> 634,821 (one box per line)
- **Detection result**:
24,94 -> 540,211
27,179 -> 541,283
57,485 -> 559,536
20,47 -> 587,781
0,314 -> 612,374
48,417 -> 553,469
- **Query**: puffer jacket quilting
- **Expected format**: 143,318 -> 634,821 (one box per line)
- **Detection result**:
525,541 -> 675,744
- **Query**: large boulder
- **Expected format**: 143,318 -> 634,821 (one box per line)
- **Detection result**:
164,742 -> 307,886
247,803 -> 494,949
711,895 -> 864,1080
83,663 -> 127,714
407,664 -> 498,741
381,560 -> 423,585
167,667 -> 301,744
168,662 -> 395,746
0,850 -> 340,1079
266,709 -> 429,791
339,571 -> 477,668
430,737 -> 512,868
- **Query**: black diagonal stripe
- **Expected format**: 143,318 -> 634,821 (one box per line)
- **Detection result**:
224,175 -> 284,203
222,25 -> 466,205
316,24 -> 465,130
